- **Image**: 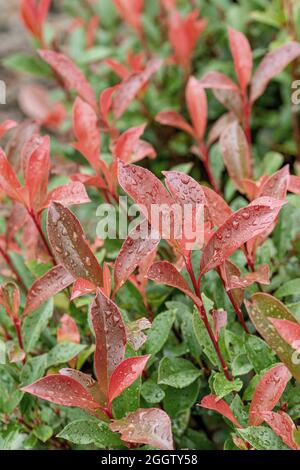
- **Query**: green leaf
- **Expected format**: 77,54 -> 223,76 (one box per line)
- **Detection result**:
112,347 -> 141,419
57,419 -> 122,448
77,47 -> 112,64
293,429 -> 300,449
237,426 -> 290,450
158,357 -> 201,388
8,252 -> 34,289
260,152 -> 284,176
231,353 -> 253,376
245,335 -> 276,373
146,310 -> 176,356
3,53 -> 51,77
246,293 -> 300,382
0,340 -> 6,365
167,301 -> 201,360
212,373 -> 243,399
33,424 -> 53,443
20,355 -> 47,386
141,380 -> 165,404
22,299 -> 53,353
179,429 -> 214,450
193,308 -> 219,366
163,380 -> 200,417
275,279 -> 300,298
46,343 -> 85,368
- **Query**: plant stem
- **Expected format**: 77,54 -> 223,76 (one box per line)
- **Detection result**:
217,267 -> 250,334
227,290 -> 249,333
243,246 -> 263,292
185,256 -> 232,381
199,142 -> 221,194
0,246 -> 28,293
27,209 -> 56,265
242,94 -> 253,177
12,317 -> 23,350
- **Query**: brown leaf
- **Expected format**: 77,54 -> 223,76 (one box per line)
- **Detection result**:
47,202 -> 103,286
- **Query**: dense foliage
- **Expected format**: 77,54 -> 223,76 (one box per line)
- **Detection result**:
1,0 -> 300,451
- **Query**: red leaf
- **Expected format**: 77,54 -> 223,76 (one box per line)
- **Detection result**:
113,124 -> 156,164
186,77 -> 207,142
126,318 -> 151,351
71,278 -> 96,300
288,175 -> 300,195
21,375 -> 100,410
47,202 -> 103,286
99,85 -> 119,127
228,27 -> 253,92
0,148 -> 24,203
200,394 -> 241,427
24,135 -> 50,211
90,290 -> 126,399
147,261 -> 201,306
162,171 -> 205,252
213,89 -> 243,120
71,173 -> 107,191
220,121 -> 252,193
200,198 -> 285,276
0,282 -> 20,318
59,368 -> 103,404
202,186 -> 232,227
23,264 -> 74,316
38,50 -> 97,109
268,318 -> 300,350
0,120 -> 17,139
257,165 -> 289,200
105,58 -> 130,79
57,314 -> 80,344
224,263 -> 270,290
110,408 -> 174,450
163,171 -> 206,206
168,10 -> 207,71
155,110 -> 194,137
37,0 -> 51,24
207,112 -> 236,147
112,59 -> 162,119
249,363 -> 291,426
199,71 -> 240,93
251,42 -> 300,103
113,0 -> 143,34
260,411 -> 298,450
118,161 -> 177,242
102,262 -> 112,298
72,97 -> 101,173
20,0 -> 50,42
18,84 -> 65,129
108,355 -> 150,404
114,225 -> 159,294
219,260 -> 244,306
45,182 -> 90,208
212,309 -> 228,341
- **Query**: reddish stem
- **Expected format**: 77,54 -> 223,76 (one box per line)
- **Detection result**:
242,93 -> 253,177
217,267 -> 249,334
199,142 -> 221,195
12,317 -> 24,351
28,209 -> 56,265
185,256 -> 232,381
0,246 -> 28,293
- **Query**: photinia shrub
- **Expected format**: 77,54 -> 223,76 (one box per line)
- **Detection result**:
0,0 -> 300,452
